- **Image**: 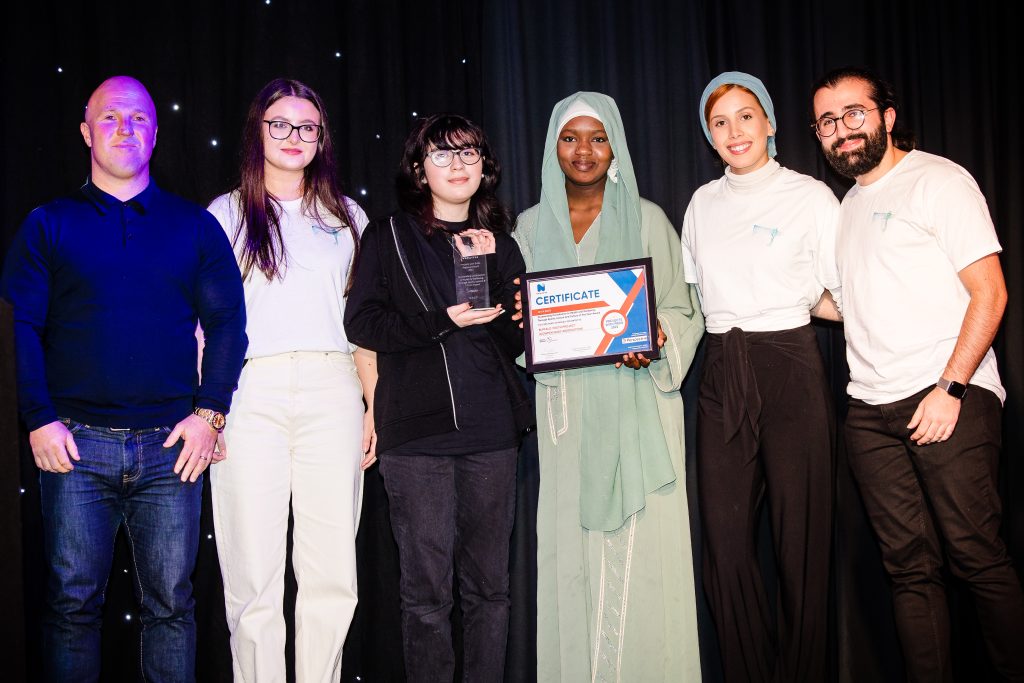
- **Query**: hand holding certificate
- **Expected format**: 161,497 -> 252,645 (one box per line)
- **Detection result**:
520,258 -> 659,373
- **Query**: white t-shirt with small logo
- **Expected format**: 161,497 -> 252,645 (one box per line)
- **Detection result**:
680,159 -> 841,333
836,150 -> 1004,404
208,191 -> 369,359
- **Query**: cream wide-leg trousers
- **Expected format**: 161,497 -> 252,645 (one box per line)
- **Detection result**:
211,351 -> 365,683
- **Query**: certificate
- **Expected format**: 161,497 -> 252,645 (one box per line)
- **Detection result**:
521,257 -> 659,373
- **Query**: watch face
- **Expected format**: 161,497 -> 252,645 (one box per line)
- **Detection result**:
947,382 -> 967,399
938,378 -> 967,399
211,413 -> 226,430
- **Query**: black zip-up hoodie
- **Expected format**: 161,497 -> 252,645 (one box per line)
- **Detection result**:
344,212 -> 533,454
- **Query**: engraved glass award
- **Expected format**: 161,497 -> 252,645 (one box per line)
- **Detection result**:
452,234 -> 490,308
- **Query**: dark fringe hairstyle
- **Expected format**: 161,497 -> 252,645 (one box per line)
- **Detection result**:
233,78 -> 358,283
395,113 -> 513,235
812,66 -> 917,152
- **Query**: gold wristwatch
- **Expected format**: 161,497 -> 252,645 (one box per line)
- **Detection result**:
193,407 -> 226,433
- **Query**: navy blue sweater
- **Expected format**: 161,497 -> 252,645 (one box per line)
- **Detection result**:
1,181 -> 247,431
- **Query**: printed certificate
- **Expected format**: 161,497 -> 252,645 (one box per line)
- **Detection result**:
521,258 -> 659,373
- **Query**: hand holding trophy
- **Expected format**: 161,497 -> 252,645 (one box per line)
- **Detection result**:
452,228 -> 495,308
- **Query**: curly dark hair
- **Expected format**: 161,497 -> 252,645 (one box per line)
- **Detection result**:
812,66 -> 916,152
395,113 -> 513,234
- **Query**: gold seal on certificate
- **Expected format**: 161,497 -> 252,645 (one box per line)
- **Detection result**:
520,257 -> 659,373
452,234 -> 490,308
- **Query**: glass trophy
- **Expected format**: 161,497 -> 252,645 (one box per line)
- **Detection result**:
452,234 -> 490,308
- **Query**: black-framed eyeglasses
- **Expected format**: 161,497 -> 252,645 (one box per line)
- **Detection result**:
264,120 -> 323,143
426,148 -> 482,167
812,108 -> 879,137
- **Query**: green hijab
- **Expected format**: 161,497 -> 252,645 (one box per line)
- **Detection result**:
533,92 -> 675,532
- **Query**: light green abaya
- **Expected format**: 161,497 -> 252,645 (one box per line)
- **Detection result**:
515,92 -> 705,682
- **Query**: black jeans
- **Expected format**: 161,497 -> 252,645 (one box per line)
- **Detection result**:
379,448 -> 518,683
845,386 -> 1024,683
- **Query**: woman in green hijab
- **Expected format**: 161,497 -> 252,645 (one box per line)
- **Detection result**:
514,92 -> 705,680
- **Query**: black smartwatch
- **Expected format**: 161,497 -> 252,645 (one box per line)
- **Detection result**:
936,377 -> 967,400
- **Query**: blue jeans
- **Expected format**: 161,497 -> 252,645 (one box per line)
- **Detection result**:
40,419 -> 202,683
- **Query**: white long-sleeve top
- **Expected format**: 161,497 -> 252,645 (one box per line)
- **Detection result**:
681,159 -> 841,333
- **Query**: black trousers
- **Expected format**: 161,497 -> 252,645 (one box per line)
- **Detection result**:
698,325 -> 834,683
379,448 -> 518,683
845,386 -> 1024,683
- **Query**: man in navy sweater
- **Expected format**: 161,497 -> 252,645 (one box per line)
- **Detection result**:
1,76 -> 247,682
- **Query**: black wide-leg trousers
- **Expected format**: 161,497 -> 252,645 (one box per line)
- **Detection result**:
698,324 -> 834,683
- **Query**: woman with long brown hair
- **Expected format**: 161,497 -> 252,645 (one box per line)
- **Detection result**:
206,78 -> 375,682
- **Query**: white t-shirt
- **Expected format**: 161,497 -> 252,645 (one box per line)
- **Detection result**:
207,191 -> 369,359
836,150 -> 1004,404
680,159 -> 841,333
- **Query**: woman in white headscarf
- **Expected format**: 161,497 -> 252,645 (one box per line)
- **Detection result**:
515,92 -> 704,681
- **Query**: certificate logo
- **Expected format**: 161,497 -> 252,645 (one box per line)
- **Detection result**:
600,310 -> 627,337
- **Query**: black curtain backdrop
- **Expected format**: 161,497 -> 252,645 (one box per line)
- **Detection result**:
2,1 -> 1021,681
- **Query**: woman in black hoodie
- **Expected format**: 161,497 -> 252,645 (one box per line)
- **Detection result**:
343,113 -> 529,682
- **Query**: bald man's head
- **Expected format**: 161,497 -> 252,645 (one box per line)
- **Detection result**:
80,76 -> 158,192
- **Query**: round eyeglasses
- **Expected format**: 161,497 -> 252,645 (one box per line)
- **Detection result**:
264,120 -> 323,143
426,148 -> 482,167
812,107 -> 879,137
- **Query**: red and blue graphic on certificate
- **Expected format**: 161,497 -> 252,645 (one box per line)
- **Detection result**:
523,258 -> 659,372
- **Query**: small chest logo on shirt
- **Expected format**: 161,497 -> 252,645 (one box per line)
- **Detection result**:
752,224 -> 780,245
311,224 -> 344,245
871,211 -> 894,231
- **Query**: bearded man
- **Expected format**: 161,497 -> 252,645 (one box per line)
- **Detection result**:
811,66 -> 1024,683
